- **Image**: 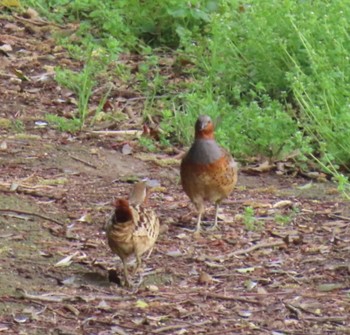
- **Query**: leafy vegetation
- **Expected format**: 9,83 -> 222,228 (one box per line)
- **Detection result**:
19,0 -> 350,190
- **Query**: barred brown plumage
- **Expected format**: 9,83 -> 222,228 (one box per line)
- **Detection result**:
106,183 -> 159,287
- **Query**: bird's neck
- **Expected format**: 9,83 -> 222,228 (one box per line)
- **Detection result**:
195,132 -> 215,140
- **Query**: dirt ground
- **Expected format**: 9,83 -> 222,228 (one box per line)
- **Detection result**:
1,13 -> 350,335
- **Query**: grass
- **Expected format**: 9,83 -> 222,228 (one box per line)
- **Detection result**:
242,206 -> 263,231
14,0 -> 350,193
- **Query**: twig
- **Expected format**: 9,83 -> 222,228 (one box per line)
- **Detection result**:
90,130 -> 142,137
154,320 -> 212,334
205,240 -> 285,261
0,183 -> 65,199
18,289 -> 134,303
285,303 -> 302,319
198,292 -> 261,305
69,154 -> 97,169
304,316 -> 348,323
225,240 -> 285,259
154,324 -> 188,333
0,208 -> 65,226
328,213 -> 350,222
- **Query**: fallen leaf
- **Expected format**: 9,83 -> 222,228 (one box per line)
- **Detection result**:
90,148 -> 98,155
131,317 -> 147,325
245,160 -> 275,173
176,233 -> 188,239
110,326 -> 129,335
0,141 -> 7,151
34,121 -> 48,128
146,285 -> 159,292
77,213 -> 92,223
10,182 -> 19,191
54,252 -> 78,267
238,310 -> 252,318
97,300 -> 112,311
236,267 -> 255,273
297,181 -> 313,190
217,212 -> 234,222
145,179 -> 161,188
244,280 -> 257,290
122,143 -> 133,155
166,249 -> 183,257
64,304 -> 80,316
243,201 -> 271,208
198,272 -> 213,285
0,44 -> 12,53
135,300 -> 149,309
13,314 -> 28,323
273,200 -> 293,209
317,283 -> 345,292
257,287 -> 268,295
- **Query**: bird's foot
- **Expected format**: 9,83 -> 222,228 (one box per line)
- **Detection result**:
207,223 -> 220,231
132,265 -> 143,275
193,229 -> 202,237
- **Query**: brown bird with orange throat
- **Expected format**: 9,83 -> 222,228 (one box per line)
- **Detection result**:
106,182 -> 159,287
180,115 -> 238,233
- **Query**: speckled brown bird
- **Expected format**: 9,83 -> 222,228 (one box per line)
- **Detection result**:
180,115 -> 238,232
106,186 -> 159,286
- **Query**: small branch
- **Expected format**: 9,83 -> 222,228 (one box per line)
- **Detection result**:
304,316 -> 348,323
328,213 -> 350,222
17,289 -> 134,303
69,154 -> 97,169
225,240 -> 285,259
0,209 -> 65,226
198,292 -> 261,305
285,303 -> 302,319
154,324 -> 188,334
154,320 -> 212,334
0,183 -> 65,199
90,130 -> 142,137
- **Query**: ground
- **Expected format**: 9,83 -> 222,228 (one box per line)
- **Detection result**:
1,13 -> 350,335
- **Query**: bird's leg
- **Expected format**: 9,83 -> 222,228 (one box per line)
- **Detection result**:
133,254 -> 145,285
133,254 -> 142,274
146,247 -> 154,259
121,258 -> 131,287
195,211 -> 203,233
208,202 -> 220,231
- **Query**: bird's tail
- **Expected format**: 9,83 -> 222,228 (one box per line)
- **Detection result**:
112,199 -> 133,224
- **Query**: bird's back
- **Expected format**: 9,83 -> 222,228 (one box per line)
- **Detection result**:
107,204 -> 159,260
132,208 -> 159,256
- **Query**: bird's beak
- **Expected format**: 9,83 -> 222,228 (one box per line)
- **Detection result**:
199,121 -> 207,130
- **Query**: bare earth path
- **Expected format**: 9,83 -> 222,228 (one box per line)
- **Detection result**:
0,14 -> 350,335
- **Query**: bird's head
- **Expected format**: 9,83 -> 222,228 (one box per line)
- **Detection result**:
195,115 -> 215,140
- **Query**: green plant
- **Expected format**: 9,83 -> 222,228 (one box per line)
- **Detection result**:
138,137 -> 157,152
54,46 -> 105,127
45,114 -> 81,133
274,214 -> 292,226
21,0 -> 350,192
11,120 -> 25,133
242,206 -> 263,231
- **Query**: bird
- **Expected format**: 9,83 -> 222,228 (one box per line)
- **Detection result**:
180,115 -> 238,233
105,183 -> 159,287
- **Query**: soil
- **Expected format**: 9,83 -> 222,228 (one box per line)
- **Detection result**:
1,13 -> 350,335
